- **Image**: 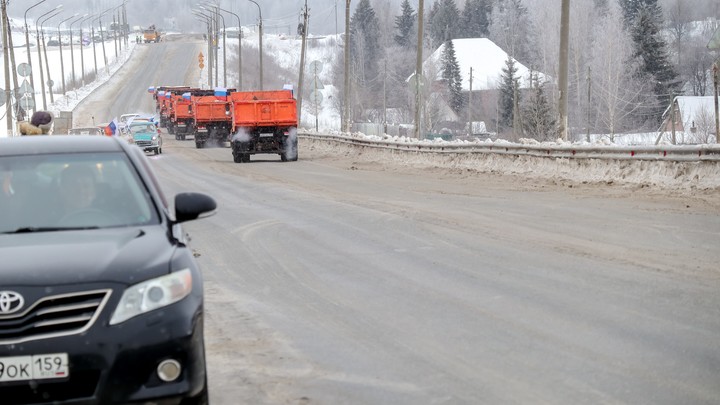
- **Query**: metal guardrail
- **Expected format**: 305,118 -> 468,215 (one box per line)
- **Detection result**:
300,133 -> 720,162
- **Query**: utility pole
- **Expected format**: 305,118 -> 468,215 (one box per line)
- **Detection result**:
383,59 -> 387,135
558,0 -> 570,140
586,66 -> 591,142
342,0 -> 350,132
714,62 -> 719,143
2,0 -> 13,133
468,67 -> 473,136
414,0 -> 425,139
297,0 -> 309,124
5,8 -> 21,123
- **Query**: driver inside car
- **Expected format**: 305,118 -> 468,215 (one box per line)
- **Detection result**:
59,164 -> 98,214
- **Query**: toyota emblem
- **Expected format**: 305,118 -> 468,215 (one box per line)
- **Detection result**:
0,291 -> 24,315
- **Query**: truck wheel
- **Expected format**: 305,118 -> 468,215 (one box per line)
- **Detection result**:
181,134 -> 186,141
195,141 -> 204,149
233,153 -> 243,163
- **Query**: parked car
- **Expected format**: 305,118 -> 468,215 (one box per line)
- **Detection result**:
128,121 -> 162,154
67,127 -> 105,135
0,135 -> 216,404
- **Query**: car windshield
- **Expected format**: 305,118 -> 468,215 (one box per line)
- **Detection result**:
130,124 -> 156,135
0,152 -> 160,233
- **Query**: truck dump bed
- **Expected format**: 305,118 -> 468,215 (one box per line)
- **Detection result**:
230,90 -> 297,130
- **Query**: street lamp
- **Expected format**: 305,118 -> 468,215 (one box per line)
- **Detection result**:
24,0 -> 48,113
58,13 -> 79,95
39,8 -> 63,108
90,12 -> 109,78
214,4 -> 242,90
247,0 -> 263,90
34,4 -> 61,110
78,14 -> 95,87
193,11 -> 213,88
201,4 -> 226,87
68,14 -> 87,91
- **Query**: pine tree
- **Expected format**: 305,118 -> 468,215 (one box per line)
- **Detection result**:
498,55 -> 520,130
619,0 -> 643,26
428,0 -> 461,49
460,0 -> 491,38
628,1 -> 679,123
441,40 -> 464,113
350,0 -> 381,88
394,0 -> 416,48
522,73 -> 555,140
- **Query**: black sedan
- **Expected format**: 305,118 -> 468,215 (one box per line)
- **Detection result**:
0,135 -> 216,404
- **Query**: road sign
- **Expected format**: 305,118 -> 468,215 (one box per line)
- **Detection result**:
19,96 -> 35,111
311,77 -> 324,90
310,90 -> 323,105
198,52 -> 204,62
47,79 -> 54,88
309,60 -> 323,75
17,63 -> 32,77
199,62 -> 205,69
19,79 -> 33,94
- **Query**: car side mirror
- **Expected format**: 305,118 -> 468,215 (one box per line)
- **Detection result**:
174,192 -> 217,223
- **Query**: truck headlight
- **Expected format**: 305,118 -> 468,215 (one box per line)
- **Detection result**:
109,269 -> 192,325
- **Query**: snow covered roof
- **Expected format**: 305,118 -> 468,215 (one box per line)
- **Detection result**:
425,38 -> 548,92
673,96 -> 720,121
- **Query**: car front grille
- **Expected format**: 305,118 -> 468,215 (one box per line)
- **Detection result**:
135,140 -> 153,147
0,290 -> 111,344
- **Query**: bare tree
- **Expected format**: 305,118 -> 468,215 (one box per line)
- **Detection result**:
688,106 -> 715,144
667,0 -> 692,66
589,2 -> 648,140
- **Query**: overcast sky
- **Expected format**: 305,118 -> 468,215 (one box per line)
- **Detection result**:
8,0 -> 405,35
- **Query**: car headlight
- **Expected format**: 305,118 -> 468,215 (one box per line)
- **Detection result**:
109,268 -> 192,325
152,136 -> 157,141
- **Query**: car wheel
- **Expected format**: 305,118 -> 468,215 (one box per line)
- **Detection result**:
154,148 -> 159,155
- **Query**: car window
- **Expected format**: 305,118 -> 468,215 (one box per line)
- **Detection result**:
130,124 -> 156,134
0,152 -> 160,233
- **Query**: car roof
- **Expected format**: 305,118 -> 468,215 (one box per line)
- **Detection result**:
0,135 -> 126,157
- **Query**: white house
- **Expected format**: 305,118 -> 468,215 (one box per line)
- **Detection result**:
424,38 -> 548,91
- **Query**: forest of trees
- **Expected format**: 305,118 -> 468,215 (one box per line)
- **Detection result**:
332,0 -> 720,141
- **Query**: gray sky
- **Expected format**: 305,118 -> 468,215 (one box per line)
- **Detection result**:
8,0 -> 405,35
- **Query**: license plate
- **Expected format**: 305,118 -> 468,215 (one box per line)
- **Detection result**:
0,353 -> 69,382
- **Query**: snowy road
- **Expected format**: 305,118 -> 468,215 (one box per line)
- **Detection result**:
82,35 -> 720,404
155,138 -> 720,404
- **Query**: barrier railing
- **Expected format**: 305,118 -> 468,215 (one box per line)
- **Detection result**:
299,133 -> 720,162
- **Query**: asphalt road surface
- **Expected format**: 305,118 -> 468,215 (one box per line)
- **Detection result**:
74,35 -> 720,404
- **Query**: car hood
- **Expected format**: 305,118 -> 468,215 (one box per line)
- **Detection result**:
0,227 -> 175,286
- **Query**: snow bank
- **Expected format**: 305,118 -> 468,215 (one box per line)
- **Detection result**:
301,135 -> 720,191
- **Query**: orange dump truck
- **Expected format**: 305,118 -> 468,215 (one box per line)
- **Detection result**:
150,86 -> 192,129
192,89 -> 234,149
229,89 -> 298,163
168,89 -> 211,140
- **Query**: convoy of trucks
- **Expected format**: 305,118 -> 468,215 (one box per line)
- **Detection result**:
148,86 -> 299,162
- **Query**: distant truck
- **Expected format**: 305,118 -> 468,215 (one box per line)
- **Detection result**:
229,90 -> 298,163
192,89 -> 234,149
143,25 -> 161,43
